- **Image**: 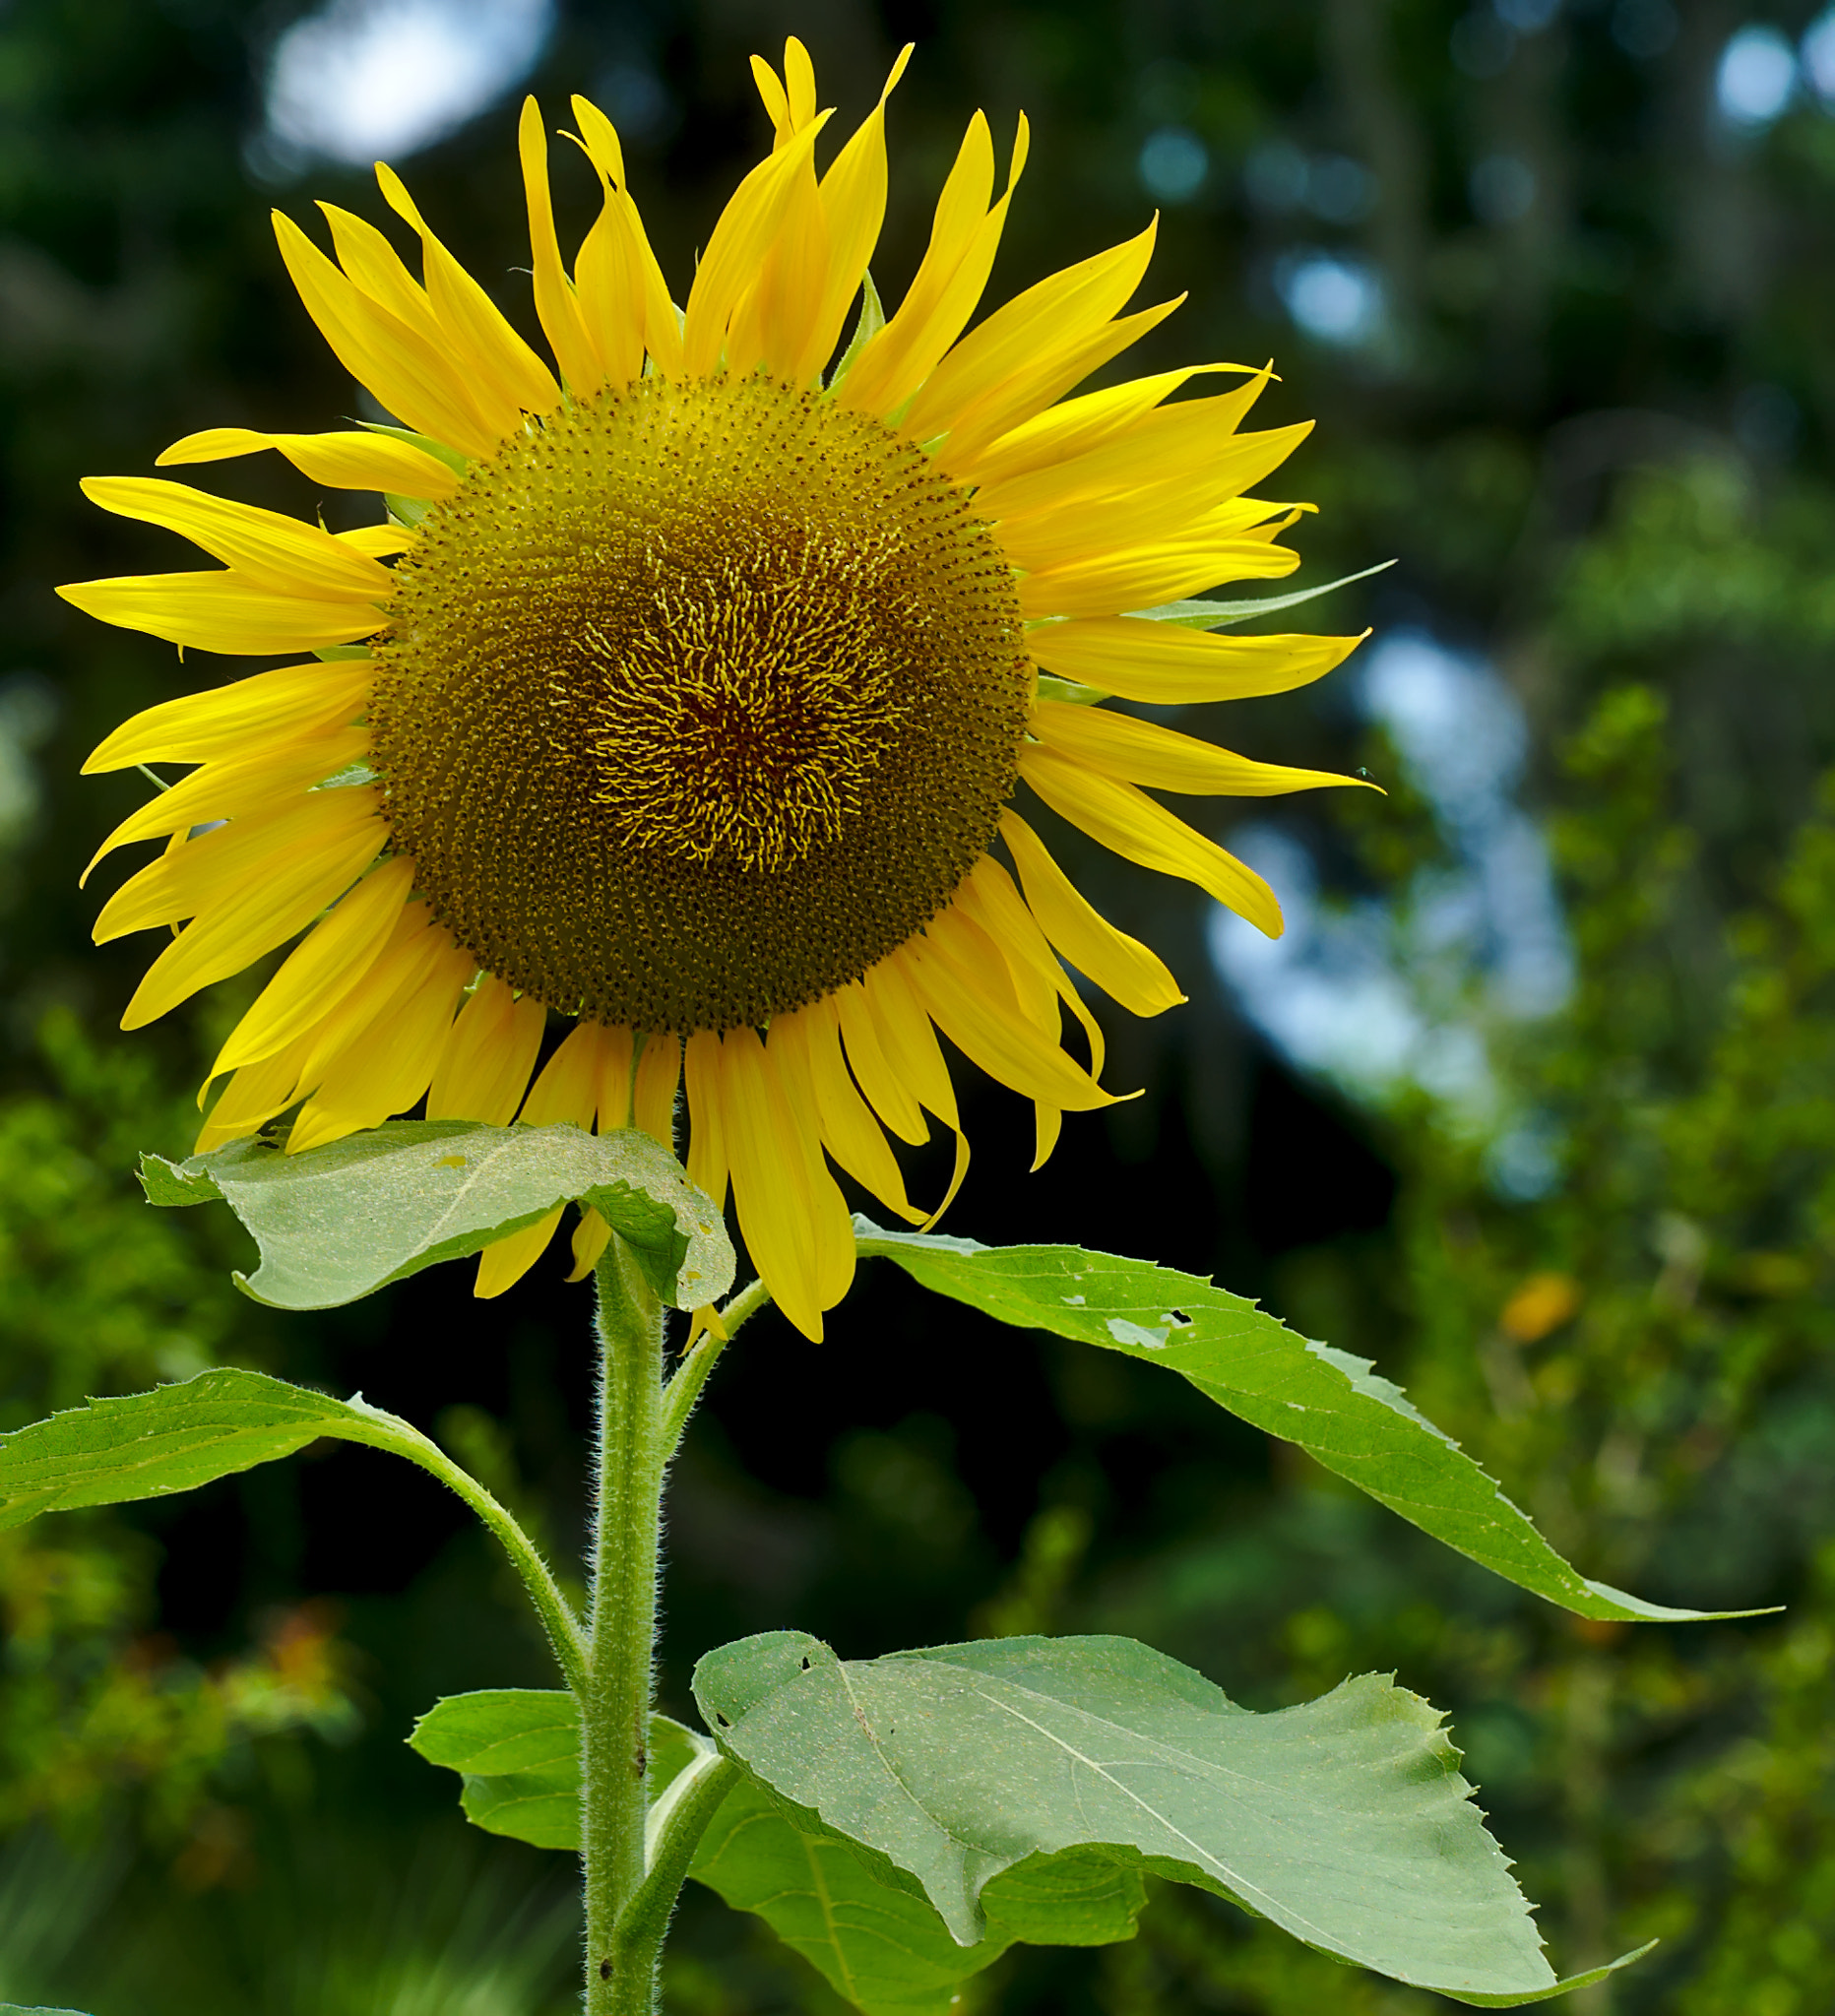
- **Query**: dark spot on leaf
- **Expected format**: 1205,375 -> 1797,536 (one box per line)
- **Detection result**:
600,1959 -> 613,1981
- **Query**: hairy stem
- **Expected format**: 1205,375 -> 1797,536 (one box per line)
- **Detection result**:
659,1276 -> 773,1456
583,1236 -> 667,2015
415,1439 -> 589,1696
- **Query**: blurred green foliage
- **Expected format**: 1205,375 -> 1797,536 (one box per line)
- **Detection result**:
5,0 -> 1835,2010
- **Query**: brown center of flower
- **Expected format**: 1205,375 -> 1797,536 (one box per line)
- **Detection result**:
368,374 -> 1029,1035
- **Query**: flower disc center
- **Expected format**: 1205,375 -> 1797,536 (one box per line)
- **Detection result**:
370,375 -> 1030,1034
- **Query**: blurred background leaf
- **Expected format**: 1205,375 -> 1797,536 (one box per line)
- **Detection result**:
6,0 -> 1835,2009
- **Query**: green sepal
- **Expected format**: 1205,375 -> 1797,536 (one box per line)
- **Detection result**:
823,271 -> 886,395
356,419 -> 472,475
1129,557 -> 1396,628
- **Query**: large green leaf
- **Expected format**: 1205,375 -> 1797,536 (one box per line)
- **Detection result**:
857,1224 -> 1758,1624
409,1687 -> 1143,2016
142,1119 -> 732,1311
694,1631 -> 1650,2008
694,1779 -> 1143,2016
2,1366 -> 489,1531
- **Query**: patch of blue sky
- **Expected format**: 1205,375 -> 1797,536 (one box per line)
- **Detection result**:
1209,630 -> 1572,1193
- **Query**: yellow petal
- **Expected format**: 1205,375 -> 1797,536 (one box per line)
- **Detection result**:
998,808 -> 1184,1016
865,950 -> 973,1229
157,427 -> 462,501
682,1030 -> 728,1211
567,1206 -> 614,1282
95,785 -> 382,942
272,210 -> 502,461
338,524 -> 414,560
723,1026 -> 853,1341
904,911 -> 1114,1114
859,952 -> 960,1129
426,974 -> 547,1124
775,998 -> 921,1225
519,1019 -> 610,1128
981,418 -> 1313,547
750,53 -> 792,147
784,37 -> 818,132
376,161 -> 561,420
287,932 -> 475,1151
83,722 -> 368,882
681,114 -> 831,378
834,980 -> 928,1146
84,658 -> 372,773
956,854 -> 1106,1079
633,1033 -> 682,1148
728,148 -> 831,380
790,43 -> 912,385
836,111 -> 1027,420
212,855 -> 415,1077
475,1205 -> 566,1299
1017,534 -> 1299,621
117,792 -> 387,1029
196,1034 -> 316,1153
518,97 -> 604,391
1019,741 -> 1283,936
58,570 -> 387,655
933,295 -> 1183,476
1028,619 -> 1364,705
295,902 -> 448,1085
901,220 -> 1157,442
961,362 -> 1265,490
569,96 -> 685,379
572,181 -> 648,389
1031,699 -> 1373,798
1030,1101 -> 1064,1171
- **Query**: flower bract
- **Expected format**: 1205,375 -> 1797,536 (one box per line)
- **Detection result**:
64,41 -> 1367,1339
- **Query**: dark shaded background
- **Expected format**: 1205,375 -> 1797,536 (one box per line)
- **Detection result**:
4,1 -> 1835,2010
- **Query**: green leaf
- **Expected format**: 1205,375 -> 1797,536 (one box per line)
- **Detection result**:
408,1687 -> 1142,2015
142,1119 -> 733,1311
409,1687 -> 582,1852
2,1366 -> 485,1531
0,2006 -> 94,2014
408,1688 -> 722,1855
857,1224 -> 1764,1624
693,1778 -> 1144,2016
1128,557 -> 1396,628
694,1631 -> 1648,2007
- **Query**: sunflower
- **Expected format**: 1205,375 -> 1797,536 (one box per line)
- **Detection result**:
64,41 -> 1365,1342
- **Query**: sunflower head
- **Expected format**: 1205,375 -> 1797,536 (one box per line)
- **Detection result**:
63,39 -> 1369,1340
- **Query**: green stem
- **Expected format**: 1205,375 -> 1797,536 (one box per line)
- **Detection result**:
584,1235 -> 668,2015
659,1276 -> 772,1456
394,1427 -> 588,1696
610,1748 -> 739,1986
577,1264 -> 770,2011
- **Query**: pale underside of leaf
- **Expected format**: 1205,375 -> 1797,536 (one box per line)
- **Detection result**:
141,1118 -> 733,1310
